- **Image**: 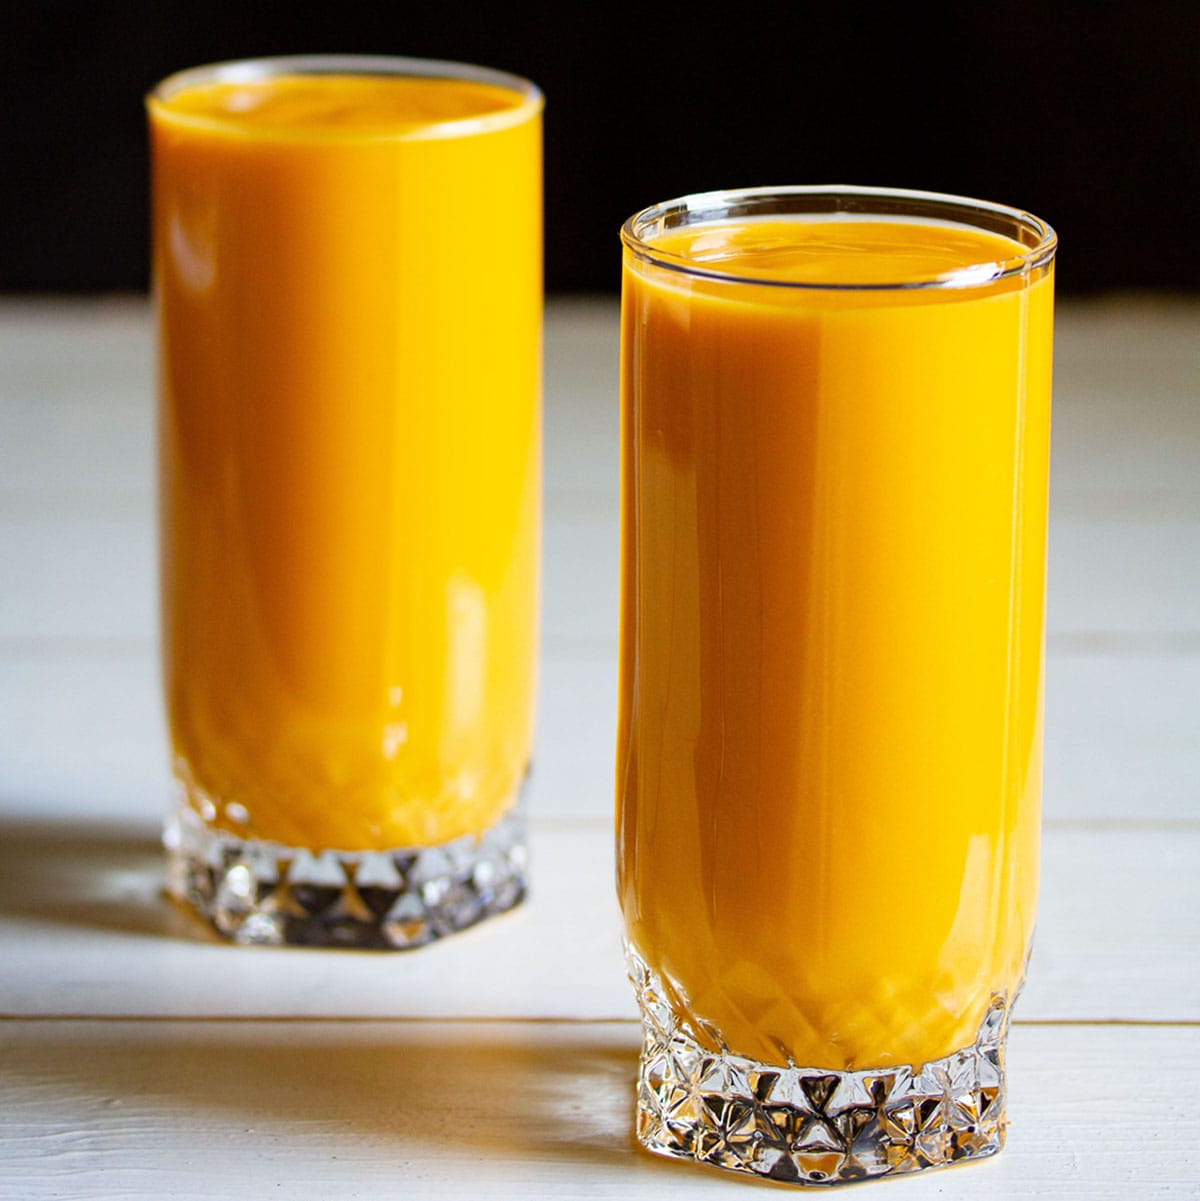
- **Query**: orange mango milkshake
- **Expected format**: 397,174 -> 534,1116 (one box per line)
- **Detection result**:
618,188 -> 1055,1183
148,58 -> 542,947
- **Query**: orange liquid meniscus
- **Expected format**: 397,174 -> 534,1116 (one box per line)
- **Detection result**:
618,216 -> 1053,1069
150,72 -> 542,851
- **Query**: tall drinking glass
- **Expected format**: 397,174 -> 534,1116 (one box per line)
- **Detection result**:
148,56 -> 542,947
618,186 -> 1055,1183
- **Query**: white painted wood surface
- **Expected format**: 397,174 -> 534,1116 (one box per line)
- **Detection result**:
1,296 -> 1198,1196
3,1021 -> 1198,1199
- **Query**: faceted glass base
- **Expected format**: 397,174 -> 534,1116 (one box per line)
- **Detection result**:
627,946 -> 1010,1186
164,789 -> 527,948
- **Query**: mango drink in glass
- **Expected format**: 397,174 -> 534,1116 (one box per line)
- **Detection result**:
618,186 -> 1055,1184
148,56 -> 542,947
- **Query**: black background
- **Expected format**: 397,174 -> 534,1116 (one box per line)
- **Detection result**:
2,1 -> 1197,294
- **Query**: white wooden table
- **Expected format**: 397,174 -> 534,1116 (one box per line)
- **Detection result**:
1,296 -> 1197,1198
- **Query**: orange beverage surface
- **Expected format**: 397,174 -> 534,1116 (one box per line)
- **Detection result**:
618,216 -> 1053,1069
149,72 -> 542,850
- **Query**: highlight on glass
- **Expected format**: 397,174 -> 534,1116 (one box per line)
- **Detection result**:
148,56 -> 543,947
617,185 -> 1055,1184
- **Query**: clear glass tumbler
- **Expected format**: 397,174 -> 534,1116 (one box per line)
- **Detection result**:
618,185 -> 1055,1183
148,56 -> 542,947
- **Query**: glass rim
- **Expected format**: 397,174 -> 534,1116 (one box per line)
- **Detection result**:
146,54 -> 543,142
620,185 -> 1058,292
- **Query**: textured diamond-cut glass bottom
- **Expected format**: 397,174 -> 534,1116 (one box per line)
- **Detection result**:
164,786 -> 527,948
627,946 -> 1010,1186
